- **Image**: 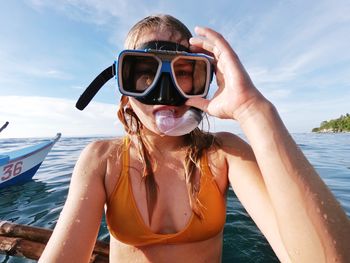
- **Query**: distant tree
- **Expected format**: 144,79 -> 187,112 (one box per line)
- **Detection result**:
312,113 -> 350,132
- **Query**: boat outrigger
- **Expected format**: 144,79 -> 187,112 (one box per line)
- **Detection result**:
0,221 -> 108,262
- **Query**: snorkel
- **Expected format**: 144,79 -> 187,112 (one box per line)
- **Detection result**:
76,40 -> 213,136
155,108 -> 203,136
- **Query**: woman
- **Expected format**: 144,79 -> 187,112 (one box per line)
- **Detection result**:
40,14 -> 349,263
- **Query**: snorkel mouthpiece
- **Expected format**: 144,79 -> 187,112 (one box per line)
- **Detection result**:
155,108 -> 202,136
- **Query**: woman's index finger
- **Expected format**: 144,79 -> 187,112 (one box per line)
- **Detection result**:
194,26 -> 232,54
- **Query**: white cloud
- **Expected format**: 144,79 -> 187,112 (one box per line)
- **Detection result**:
247,45 -> 328,89
0,95 -> 243,138
248,66 -> 295,86
0,51 -> 72,87
0,96 -> 124,138
26,0 -> 166,48
27,0 -> 152,25
26,68 -> 72,80
221,1 -> 350,81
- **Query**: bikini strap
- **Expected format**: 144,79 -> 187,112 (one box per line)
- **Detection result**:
106,136 -> 130,203
200,150 -> 211,179
122,136 -> 130,174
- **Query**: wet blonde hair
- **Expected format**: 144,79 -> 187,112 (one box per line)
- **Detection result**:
118,14 -> 218,222
124,14 -> 192,49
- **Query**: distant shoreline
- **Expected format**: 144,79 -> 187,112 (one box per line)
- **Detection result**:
312,130 -> 350,134
312,113 -> 350,133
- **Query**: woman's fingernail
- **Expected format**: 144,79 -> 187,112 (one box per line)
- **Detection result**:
189,37 -> 201,44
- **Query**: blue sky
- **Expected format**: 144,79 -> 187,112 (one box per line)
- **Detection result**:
1,0 -> 349,138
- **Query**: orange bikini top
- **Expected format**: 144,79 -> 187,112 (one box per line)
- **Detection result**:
106,137 -> 226,246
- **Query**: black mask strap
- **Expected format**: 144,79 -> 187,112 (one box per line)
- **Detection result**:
75,64 -> 115,110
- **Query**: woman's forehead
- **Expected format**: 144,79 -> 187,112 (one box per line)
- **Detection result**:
135,30 -> 189,49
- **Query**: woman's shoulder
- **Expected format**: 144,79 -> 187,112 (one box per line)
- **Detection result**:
75,137 -> 125,173
82,137 -> 124,159
74,137 -> 125,184
211,131 -> 249,148
210,131 -> 254,159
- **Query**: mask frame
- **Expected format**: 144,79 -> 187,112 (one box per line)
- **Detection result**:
117,49 -> 213,100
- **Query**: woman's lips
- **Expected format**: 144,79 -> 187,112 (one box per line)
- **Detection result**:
152,106 -> 179,115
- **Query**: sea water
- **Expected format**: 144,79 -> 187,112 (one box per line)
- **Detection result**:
0,133 -> 349,263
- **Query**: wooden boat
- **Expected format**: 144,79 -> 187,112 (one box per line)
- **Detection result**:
0,220 -> 108,262
0,133 -> 61,189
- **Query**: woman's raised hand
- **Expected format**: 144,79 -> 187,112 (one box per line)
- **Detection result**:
187,26 -> 266,122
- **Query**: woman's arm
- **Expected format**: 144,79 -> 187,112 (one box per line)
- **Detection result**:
188,26 -> 350,262
39,141 -> 108,263
237,101 -> 350,262
217,132 -> 291,262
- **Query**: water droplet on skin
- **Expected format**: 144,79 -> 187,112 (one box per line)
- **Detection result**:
75,219 -> 81,223
321,201 -> 324,205
333,240 -> 337,245
323,214 -> 328,220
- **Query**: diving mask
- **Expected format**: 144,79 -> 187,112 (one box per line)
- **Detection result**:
76,41 -> 213,110
117,47 -> 213,105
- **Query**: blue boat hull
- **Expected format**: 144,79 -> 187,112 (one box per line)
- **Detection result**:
0,162 -> 42,188
0,133 -> 60,189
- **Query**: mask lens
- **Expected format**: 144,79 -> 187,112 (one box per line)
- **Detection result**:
121,55 -> 159,94
173,58 -> 208,96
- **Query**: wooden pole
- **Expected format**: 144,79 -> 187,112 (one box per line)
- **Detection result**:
0,121 -> 9,133
0,221 -> 109,262
0,236 -> 45,260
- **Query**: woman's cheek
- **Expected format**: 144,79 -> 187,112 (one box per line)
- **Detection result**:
129,100 -> 160,134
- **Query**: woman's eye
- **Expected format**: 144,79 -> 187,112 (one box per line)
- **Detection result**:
136,69 -> 154,76
176,70 -> 192,78
136,71 -> 155,84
